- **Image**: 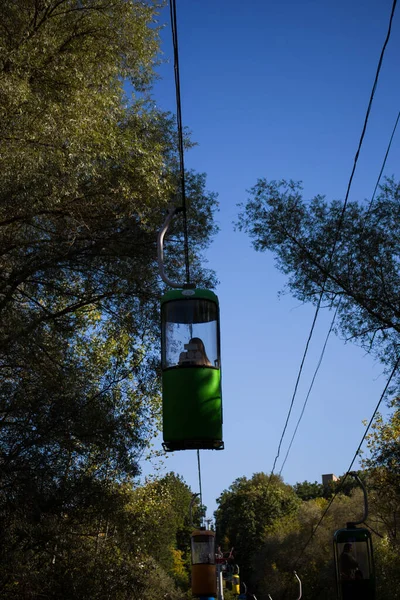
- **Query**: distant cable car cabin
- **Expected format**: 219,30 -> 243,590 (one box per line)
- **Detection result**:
191,528 -> 217,598
161,288 -> 223,451
333,472 -> 375,600
334,525 -> 375,600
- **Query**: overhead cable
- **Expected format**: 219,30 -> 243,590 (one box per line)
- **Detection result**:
268,0 -> 398,478
279,106 -> 400,473
169,0 -> 204,513
367,109 -> 400,215
169,0 -> 191,284
278,303 -> 340,476
197,449 -> 203,510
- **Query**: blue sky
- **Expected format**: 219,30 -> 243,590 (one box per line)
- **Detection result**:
142,0 -> 400,518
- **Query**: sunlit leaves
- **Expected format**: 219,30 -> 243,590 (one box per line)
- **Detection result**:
0,1 -> 218,597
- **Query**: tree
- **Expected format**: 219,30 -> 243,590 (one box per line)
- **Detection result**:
216,469 -> 400,600
364,399 -> 400,490
236,178 -> 400,378
361,400 -> 400,599
254,490 -> 369,600
236,178 -> 400,596
293,480 -> 325,501
126,473 -> 200,591
214,473 -> 300,591
0,1 -> 218,596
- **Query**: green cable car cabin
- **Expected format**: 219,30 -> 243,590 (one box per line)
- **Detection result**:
161,288 -> 223,451
334,525 -> 375,600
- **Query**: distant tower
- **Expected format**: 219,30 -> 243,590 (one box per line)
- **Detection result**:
322,473 -> 338,487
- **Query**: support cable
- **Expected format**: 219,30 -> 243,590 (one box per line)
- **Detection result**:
364,521 -> 385,539
169,0 -> 204,519
169,0 -> 191,284
268,0 -> 398,479
367,109 -> 400,215
278,303 -> 340,476
279,106 -> 400,473
197,449 -> 203,514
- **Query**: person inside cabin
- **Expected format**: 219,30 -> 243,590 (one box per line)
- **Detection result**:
340,543 -> 359,580
179,337 -> 211,366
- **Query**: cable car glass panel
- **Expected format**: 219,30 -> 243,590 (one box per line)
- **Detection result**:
337,540 -> 371,580
334,528 -> 375,600
191,534 -> 216,565
162,299 -> 219,369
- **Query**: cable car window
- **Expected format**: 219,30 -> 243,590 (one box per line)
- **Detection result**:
191,534 -> 216,565
338,541 -> 371,580
162,299 -> 219,369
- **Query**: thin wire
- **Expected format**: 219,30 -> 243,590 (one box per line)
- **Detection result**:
342,0 -> 397,208
291,352 -> 400,571
279,303 -> 340,476
364,521 -> 384,539
169,0 -> 191,284
279,109 -> 400,474
170,1 -> 202,523
268,0 -> 398,478
197,449 -> 203,512
270,306 -> 321,475
366,109 -> 400,215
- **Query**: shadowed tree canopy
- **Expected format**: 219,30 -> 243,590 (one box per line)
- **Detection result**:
215,473 -> 300,587
236,178 -> 400,379
0,0 -> 218,480
0,1 -> 218,597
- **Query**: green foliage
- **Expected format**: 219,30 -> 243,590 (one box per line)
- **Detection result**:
361,399 -> 400,600
364,398 -> 400,485
374,536 -> 400,600
0,476 -> 192,599
0,1 -> 218,597
234,172 -> 400,597
217,463 -> 400,599
294,480 -> 325,501
253,489 -> 368,600
236,177 -> 400,379
125,473 -> 196,584
235,175 -> 400,597
327,471 -> 369,499
215,473 -> 300,587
